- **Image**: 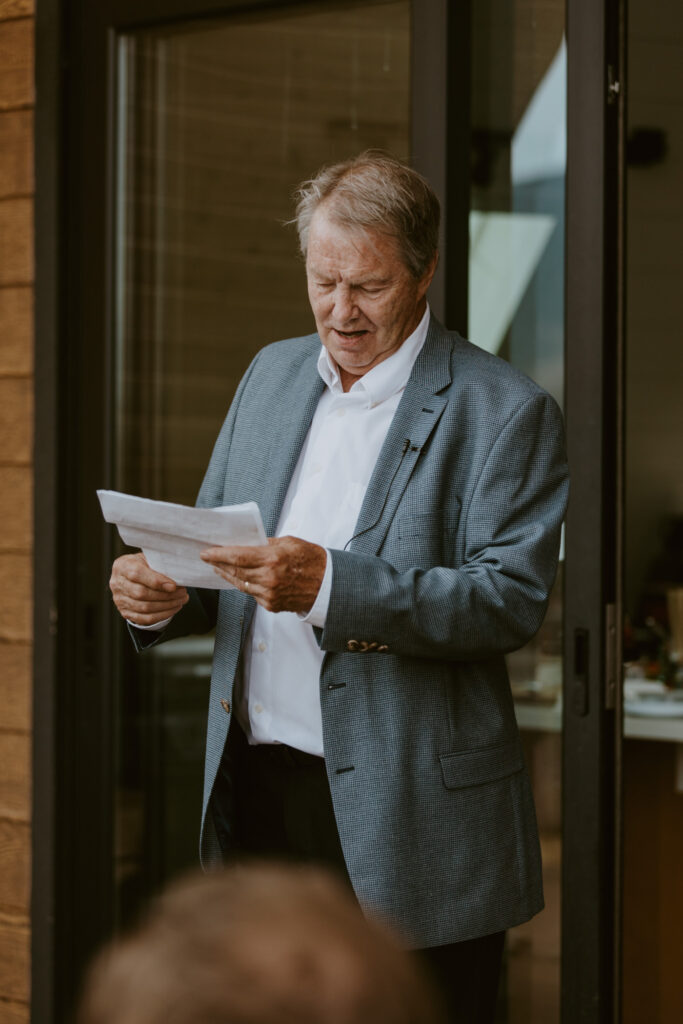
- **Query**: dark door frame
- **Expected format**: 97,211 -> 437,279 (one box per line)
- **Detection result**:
563,0 -> 626,1020
33,0 -> 625,1020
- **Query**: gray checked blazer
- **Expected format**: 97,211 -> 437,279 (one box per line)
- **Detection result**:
132,314 -> 569,949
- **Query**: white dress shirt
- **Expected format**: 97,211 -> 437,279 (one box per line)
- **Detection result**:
239,305 -> 430,755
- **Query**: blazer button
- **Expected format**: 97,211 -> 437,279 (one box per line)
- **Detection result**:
220,699 -> 231,714
347,640 -> 360,652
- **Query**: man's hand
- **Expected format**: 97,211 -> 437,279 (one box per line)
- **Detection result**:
109,552 -> 188,626
200,536 -> 326,614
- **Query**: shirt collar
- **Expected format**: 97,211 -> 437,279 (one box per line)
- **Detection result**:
316,304 -> 431,407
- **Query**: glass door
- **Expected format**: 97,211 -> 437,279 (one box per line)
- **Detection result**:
113,0 -> 411,929
466,2 -> 626,1019
467,5 -> 566,1019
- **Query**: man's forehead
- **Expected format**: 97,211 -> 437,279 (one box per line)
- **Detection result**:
306,213 -> 405,272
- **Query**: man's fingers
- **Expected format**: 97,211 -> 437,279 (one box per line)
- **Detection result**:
116,589 -> 188,611
109,552 -> 188,623
206,536 -> 325,614
112,577 -> 187,604
201,544 -> 271,569
112,553 -> 180,592
116,591 -> 188,618
126,590 -> 188,607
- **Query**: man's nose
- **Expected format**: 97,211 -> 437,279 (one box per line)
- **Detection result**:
333,287 -> 358,322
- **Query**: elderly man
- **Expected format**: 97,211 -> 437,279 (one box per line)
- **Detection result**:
110,151 -> 569,1023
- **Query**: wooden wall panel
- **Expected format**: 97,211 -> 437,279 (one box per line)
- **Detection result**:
0,1000 -> 29,1024
623,740 -> 683,1023
0,555 -> 32,642
0,4 -> 32,1021
0,822 -> 30,913
0,641 -> 31,731
0,468 -> 31,551
0,289 -> 32,374
0,2 -> 35,20
0,110 -> 33,196
0,200 -> 33,285
0,919 -> 29,1003
0,17 -> 33,111
0,733 -> 30,822
0,378 -> 32,464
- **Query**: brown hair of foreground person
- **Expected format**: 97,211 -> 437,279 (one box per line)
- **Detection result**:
77,863 -> 446,1024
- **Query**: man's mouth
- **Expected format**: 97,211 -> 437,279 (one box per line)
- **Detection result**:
332,328 -> 368,340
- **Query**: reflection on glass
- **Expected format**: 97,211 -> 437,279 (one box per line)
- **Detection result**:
469,3 -> 565,1020
113,2 -> 410,929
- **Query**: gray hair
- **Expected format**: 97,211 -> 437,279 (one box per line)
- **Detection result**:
294,151 -> 440,279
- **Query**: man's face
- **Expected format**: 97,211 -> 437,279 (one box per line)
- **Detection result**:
305,208 -> 436,391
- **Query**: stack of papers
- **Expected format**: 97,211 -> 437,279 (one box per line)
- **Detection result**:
97,490 -> 267,589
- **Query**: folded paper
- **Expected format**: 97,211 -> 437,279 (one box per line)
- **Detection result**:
97,489 -> 267,589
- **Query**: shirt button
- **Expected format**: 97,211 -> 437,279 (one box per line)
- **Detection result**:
336,408 -> 346,418
257,641 -> 267,653
254,703 -> 263,714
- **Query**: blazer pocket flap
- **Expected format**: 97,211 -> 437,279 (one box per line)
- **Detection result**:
439,740 -> 523,790
396,504 -> 461,538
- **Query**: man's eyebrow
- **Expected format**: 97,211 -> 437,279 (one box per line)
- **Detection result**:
309,272 -> 390,287
353,275 -> 390,287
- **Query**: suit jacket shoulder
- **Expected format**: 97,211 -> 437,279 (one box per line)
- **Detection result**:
439,324 -> 559,410
255,331 -> 321,372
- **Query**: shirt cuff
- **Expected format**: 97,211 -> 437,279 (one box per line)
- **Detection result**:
126,616 -> 173,631
298,549 -> 332,628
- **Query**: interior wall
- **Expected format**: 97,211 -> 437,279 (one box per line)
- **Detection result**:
0,1 -> 34,1021
625,0 -> 683,616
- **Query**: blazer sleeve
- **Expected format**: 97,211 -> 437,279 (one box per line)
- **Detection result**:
129,349 -> 265,654
320,392 -> 569,660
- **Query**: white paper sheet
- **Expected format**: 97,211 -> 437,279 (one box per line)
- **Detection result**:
97,489 -> 267,589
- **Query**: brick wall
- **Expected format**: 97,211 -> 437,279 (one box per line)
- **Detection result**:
0,0 -> 34,1020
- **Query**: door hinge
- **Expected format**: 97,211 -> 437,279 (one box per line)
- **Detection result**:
605,603 -> 617,709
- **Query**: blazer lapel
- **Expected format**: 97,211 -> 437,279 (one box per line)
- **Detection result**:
348,317 -> 453,556
258,348 -> 325,537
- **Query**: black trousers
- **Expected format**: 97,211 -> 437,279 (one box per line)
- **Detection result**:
212,721 -> 505,1024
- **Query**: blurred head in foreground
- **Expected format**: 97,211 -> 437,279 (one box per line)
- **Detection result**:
77,863 -> 445,1024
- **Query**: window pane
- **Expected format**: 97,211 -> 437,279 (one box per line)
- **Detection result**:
468,4 -> 566,1020
114,1 -> 410,928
